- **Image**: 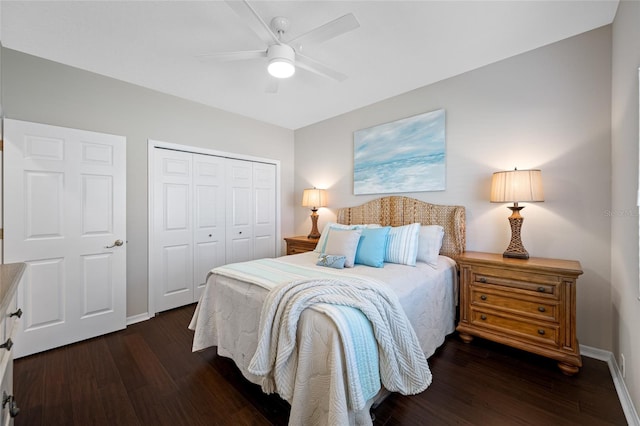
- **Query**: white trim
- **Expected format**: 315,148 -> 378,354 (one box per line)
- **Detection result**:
126,312 -> 151,326
581,344 -> 640,426
147,139 -> 282,318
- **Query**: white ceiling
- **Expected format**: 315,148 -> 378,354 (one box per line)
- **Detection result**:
0,1 -> 619,130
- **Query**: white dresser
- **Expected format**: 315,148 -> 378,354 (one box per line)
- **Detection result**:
0,263 -> 25,425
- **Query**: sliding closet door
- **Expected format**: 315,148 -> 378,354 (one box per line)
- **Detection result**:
193,155 -> 226,301
226,159 -> 254,263
150,145 -> 277,314
151,149 -> 195,312
253,162 -> 277,259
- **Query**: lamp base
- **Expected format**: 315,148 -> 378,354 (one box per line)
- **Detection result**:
503,206 -> 529,259
308,209 -> 321,239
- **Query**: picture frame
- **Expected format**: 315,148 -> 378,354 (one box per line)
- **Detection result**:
353,109 -> 446,195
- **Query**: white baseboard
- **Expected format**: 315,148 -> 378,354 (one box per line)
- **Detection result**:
126,312 -> 151,326
581,344 -> 640,426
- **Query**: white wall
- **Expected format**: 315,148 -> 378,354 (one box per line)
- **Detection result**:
0,48 -> 295,318
295,26 -> 613,351
611,0 -> 640,413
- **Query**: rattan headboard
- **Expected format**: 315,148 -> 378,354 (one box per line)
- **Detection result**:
336,196 -> 466,259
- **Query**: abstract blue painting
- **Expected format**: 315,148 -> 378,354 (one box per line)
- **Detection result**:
353,109 -> 446,195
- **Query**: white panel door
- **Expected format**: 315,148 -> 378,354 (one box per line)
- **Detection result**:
193,154 -> 226,301
3,119 -> 126,358
226,159 -> 254,264
253,163 -> 277,259
151,149 -> 194,312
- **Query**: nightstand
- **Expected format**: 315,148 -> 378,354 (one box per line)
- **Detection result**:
456,251 -> 583,375
284,236 -> 319,255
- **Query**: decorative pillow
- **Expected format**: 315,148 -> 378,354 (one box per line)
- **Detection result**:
314,222 -> 353,253
355,226 -> 391,268
316,254 -> 346,269
322,228 -> 362,268
416,225 -> 445,268
384,223 -> 421,266
314,222 -> 380,253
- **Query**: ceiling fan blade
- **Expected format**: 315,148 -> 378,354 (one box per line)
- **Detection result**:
225,0 -> 281,46
196,50 -> 266,62
288,13 -> 359,50
296,53 -> 347,82
265,76 -> 279,94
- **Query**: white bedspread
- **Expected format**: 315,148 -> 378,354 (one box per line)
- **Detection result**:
190,252 -> 457,425
248,276 -> 431,410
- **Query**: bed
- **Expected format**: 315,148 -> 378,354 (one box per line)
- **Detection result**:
189,196 -> 466,425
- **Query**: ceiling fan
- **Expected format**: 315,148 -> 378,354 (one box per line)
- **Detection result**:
200,0 -> 360,92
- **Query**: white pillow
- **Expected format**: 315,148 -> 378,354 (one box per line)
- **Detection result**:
322,228 -> 363,268
416,225 -> 445,268
314,222 -> 380,253
384,223 -> 421,266
314,222 -> 353,253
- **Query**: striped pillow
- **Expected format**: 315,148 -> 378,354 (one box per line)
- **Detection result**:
385,223 -> 421,266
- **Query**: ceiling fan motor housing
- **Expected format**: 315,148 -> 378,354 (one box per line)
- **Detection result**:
267,44 -> 296,78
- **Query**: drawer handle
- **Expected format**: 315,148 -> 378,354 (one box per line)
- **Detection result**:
538,329 -> 546,335
0,338 -> 13,351
479,277 -> 487,283
2,391 -> 20,418
480,295 -> 487,301
480,314 -> 487,320
537,286 -> 546,293
9,308 -> 22,319
538,306 -> 546,313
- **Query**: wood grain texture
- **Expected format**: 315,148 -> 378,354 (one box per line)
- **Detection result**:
283,236 -> 319,255
457,251 -> 583,375
14,304 -> 626,426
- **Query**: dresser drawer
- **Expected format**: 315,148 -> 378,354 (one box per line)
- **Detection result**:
457,252 -> 582,375
470,286 -> 558,322
3,293 -> 19,348
0,354 -> 15,426
472,266 -> 560,299
470,309 -> 559,346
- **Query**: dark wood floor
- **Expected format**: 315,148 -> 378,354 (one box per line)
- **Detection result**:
14,304 -> 627,425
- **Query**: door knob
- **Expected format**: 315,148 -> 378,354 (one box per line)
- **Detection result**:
105,239 -> 124,249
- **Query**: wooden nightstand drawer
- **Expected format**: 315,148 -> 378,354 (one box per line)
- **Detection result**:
472,266 -> 560,299
288,246 -> 313,255
470,286 -> 558,322
470,309 -> 559,346
284,236 -> 319,255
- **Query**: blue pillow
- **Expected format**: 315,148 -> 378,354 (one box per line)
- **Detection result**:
355,226 -> 391,268
317,254 -> 346,269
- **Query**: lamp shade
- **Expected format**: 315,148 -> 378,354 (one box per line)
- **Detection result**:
490,169 -> 544,203
302,188 -> 327,209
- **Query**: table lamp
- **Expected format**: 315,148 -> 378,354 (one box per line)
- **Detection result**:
490,168 -> 544,259
301,188 -> 327,239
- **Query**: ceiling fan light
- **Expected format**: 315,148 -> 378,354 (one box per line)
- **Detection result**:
267,44 -> 296,79
268,58 -> 295,78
